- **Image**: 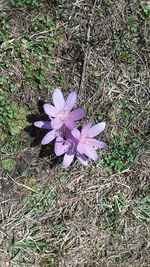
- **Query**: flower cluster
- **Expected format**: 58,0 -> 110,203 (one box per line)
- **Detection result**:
34,88 -> 107,168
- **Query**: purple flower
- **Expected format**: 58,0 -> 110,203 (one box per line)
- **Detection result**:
62,145 -> 88,169
43,88 -> 85,130
34,88 -> 85,145
34,123 -> 62,146
72,122 -> 107,161
54,129 -> 88,168
34,121 -> 52,129
54,122 -> 107,169
33,88 -> 107,169
34,120 -> 57,145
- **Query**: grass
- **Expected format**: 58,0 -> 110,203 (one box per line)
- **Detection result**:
10,0 -> 39,7
116,36 -> 137,64
103,129 -> 142,174
0,0 -> 150,266
0,11 -> 64,157
23,187 -> 57,215
137,198 -> 150,224
98,189 -> 128,230
2,158 -> 17,171
0,87 -> 29,156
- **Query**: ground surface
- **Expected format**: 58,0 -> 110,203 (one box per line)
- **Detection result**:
0,0 -> 150,266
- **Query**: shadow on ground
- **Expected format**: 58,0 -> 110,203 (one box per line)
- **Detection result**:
24,100 -> 59,168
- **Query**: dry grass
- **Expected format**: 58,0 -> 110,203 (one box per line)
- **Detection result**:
0,0 -> 150,266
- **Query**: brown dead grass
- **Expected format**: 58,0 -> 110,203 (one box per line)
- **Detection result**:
0,0 -> 150,266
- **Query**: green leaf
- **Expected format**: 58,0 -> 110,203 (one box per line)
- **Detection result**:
2,158 -> 16,171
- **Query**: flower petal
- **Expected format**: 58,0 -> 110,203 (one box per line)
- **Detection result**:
51,117 -> 63,130
41,130 -> 56,145
77,154 -> 88,166
65,91 -> 77,111
81,123 -> 92,135
87,122 -> 106,137
63,148 -> 74,168
43,104 -> 57,117
77,142 -> 85,154
69,109 -> 85,121
89,139 -> 107,149
53,88 -> 65,111
63,129 -> 75,144
71,128 -> 80,140
83,144 -> 98,161
54,136 -> 69,156
64,118 -> 75,130
34,121 -> 52,129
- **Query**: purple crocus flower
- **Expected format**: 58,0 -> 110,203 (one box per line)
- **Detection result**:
34,121 -> 52,130
54,128 -> 88,168
33,88 -> 107,169
54,122 -> 107,169
34,88 -> 85,145
71,122 -> 107,161
34,121 -> 63,146
43,88 -> 85,130
63,145 -> 88,169
34,120 -> 56,145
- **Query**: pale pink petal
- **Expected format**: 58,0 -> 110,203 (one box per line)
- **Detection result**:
87,122 -> 106,137
77,154 -> 88,166
53,88 -> 65,111
43,104 -> 57,117
34,121 -> 51,129
89,139 -> 107,149
51,117 -> 63,130
77,142 -> 85,154
41,130 -> 56,145
83,144 -> 98,161
54,137 -> 69,156
65,91 -> 77,111
63,150 -> 74,168
71,128 -> 80,139
69,109 -> 85,121
64,118 -> 75,130
81,123 -> 92,135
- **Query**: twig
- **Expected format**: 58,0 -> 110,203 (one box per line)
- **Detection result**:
7,174 -> 37,193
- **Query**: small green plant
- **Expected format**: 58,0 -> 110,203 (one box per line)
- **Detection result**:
1,19 -> 10,31
10,238 -> 48,265
0,97 -> 28,133
127,19 -> 139,33
103,129 -> 141,174
31,15 -> 55,31
0,19 -> 11,42
24,188 -> 57,215
13,17 -> 64,90
0,86 -> 29,154
10,0 -> 39,7
1,133 -> 22,154
138,198 -> 150,224
116,37 -> 137,64
102,195 -> 127,230
2,158 -> 16,171
104,98 -> 142,174
93,71 -> 101,90
14,239 -> 47,251
140,6 -> 150,19
0,76 -> 8,85
118,99 -> 136,119
58,169 -> 70,183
